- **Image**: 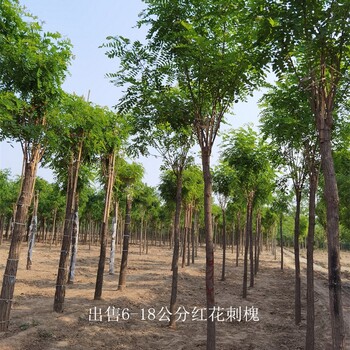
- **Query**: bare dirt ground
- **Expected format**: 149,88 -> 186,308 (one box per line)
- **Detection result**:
0,241 -> 349,350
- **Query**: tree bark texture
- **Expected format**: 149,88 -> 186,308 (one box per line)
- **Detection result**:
243,192 -> 253,299
191,210 -> 197,264
236,212 -> 241,267
201,148 -> 215,350
308,59 -> 345,349
0,149 -> 39,331
294,189 -> 302,325
68,197 -> 79,284
26,191 -> 39,270
280,213 -> 283,271
169,174 -> 183,328
249,200 -> 255,288
221,209 -> 226,281
255,211 -> 261,274
54,144 -> 82,313
319,128 -> 345,349
118,193 -> 132,291
94,152 -> 116,299
109,201 -> 119,274
306,169 -> 318,350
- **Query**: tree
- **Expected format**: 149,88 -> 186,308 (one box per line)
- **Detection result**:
222,125 -> 274,298
213,162 -> 237,281
105,2 -> 268,346
132,183 -> 161,254
254,1 -> 350,346
158,163 -> 203,326
117,161 -> 144,291
260,74 -> 321,345
94,111 -> 126,300
106,38 -> 195,322
0,1 -> 72,329
49,94 -> 102,312
270,183 -> 291,271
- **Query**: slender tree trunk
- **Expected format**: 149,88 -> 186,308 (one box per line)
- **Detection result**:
67,195 -> 79,284
191,209 -> 197,264
319,124 -> 345,349
0,149 -> 40,330
4,217 -> 11,241
187,205 -> 192,266
236,212 -> 240,267
256,211 -> 261,274
221,209 -> 226,281
44,219 -> 49,244
26,191 -> 39,270
280,213 -> 284,271
243,192 -> 253,298
182,206 -> 188,268
187,224 -> 190,265
201,148 -> 215,350
169,173 -> 183,328
25,215 -> 31,242
54,144 -> 82,313
109,201 -> 119,274
254,214 -> 258,276
94,152 -> 116,299
249,204 -> 255,287
0,216 -> 4,245
119,215 -> 123,254
50,207 -> 58,250
118,193 -> 132,291
145,221 -> 149,254
308,63 -> 346,348
306,169 -> 318,350
139,215 -> 144,255
294,189 -> 302,325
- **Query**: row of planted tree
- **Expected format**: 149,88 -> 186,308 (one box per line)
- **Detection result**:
1,0 -> 350,349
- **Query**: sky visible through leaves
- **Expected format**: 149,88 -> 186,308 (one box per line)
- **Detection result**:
0,0 -> 267,186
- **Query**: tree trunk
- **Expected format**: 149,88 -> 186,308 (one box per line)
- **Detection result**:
0,216 -> 4,245
26,191 -> 39,270
139,215 -> 144,255
249,203 -> 255,287
294,188 -> 302,325
319,124 -> 345,348
236,212 -> 240,267
254,215 -> 258,276
280,213 -> 283,271
169,173 -> 183,328
50,207 -> 58,250
306,169 -> 318,350
94,152 -> 116,299
221,209 -> 226,281
201,148 -> 215,350
54,144 -> 82,313
255,211 -> 261,274
118,193 -> 132,291
109,201 -> 119,274
145,221 -> 149,254
67,195 -> 79,284
243,192 -> 253,298
4,217 -> 11,241
25,215 -> 32,242
182,207 -> 188,269
187,205 -> 192,266
0,150 -> 40,331
191,210 -> 197,264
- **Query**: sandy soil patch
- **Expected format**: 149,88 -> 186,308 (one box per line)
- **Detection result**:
0,241 -> 348,349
